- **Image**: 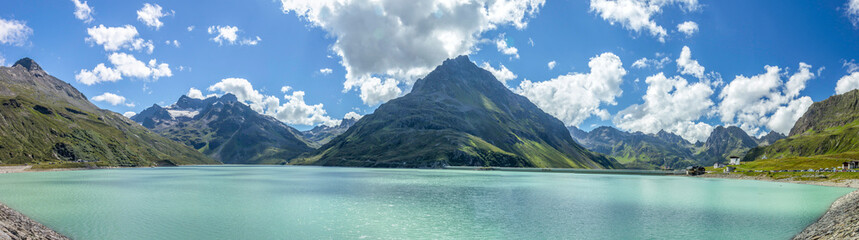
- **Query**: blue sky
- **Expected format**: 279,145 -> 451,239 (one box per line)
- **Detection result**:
1,0 -> 859,142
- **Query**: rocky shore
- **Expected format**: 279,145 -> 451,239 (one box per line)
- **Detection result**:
701,173 -> 859,239
0,166 -> 72,240
0,202 -> 68,240
793,189 -> 859,240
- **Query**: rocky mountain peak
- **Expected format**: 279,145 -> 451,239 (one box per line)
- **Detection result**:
442,55 -> 472,67
411,55 -> 503,96
219,93 -> 239,103
656,130 -> 690,145
13,58 -> 42,72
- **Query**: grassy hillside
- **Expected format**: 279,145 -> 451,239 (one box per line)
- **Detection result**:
746,90 -> 859,161
745,120 -> 859,160
0,59 -> 217,167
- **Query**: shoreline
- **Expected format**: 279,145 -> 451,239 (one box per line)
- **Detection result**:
0,202 -> 69,240
0,166 -> 857,239
698,172 -> 859,188
0,165 -> 83,239
700,173 -> 859,239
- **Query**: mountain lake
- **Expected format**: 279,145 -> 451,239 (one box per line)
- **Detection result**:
0,165 -> 851,239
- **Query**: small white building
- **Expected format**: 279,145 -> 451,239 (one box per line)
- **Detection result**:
729,156 -> 741,165
714,163 -> 726,168
843,161 -> 859,170
725,166 -> 736,173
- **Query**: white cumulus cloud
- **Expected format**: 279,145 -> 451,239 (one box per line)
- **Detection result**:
137,3 -> 172,30
86,25 -> 154,53
357,77 -> 402,106
836,72 -> 859,94
92,92 -> 132,107
676,21 -> 698,37
515,52 -> 626,126
631,56 -> 670,69
72,0 -> 94,23
676,46 -> 705,79
75,53 -> 172,85
481,62 -> 517,86
548,60 -> 557,70
614,72 -> 714,143
847,0 -> 859,28
590,0 -> 700,42
319,68 -> 333,75
495,33 -> 519,58
75,63 -> 121,85
207,78 -> 337,126
208,25 -> 260,46
123,111 -> 136,118
344,111 -> 363,120
186,87 -> 217,100
0,18 -> 33,46
718,63 -> 816,136
280,0 -> 545,105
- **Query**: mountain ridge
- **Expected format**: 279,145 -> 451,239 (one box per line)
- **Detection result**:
746,89 -> 859,160
0,58 -> 217,166
132,94 -> 313,164
296,55 -> 621,169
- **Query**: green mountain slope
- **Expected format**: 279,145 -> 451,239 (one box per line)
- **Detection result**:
569,126 -> 696,169
746,89 -> 859,161
131,94 -> 313,164
0,58 -> 217,167
296,56 -> 621,169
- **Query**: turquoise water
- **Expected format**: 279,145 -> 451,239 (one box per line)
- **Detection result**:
0,166 -> 852,240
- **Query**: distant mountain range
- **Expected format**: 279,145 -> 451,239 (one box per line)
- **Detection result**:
131,94 -> 314,164
0,58 -> 217,167
295,55 -> 621,169
569,126 -> 696,169
4,57 -> 831,170
746,89 -> 859,160
570,125 -> 785,169
302,117 -> 358,147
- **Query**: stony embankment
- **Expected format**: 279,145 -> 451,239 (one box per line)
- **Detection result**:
0,203 -> 68,240
701,173 -> 859,239
793,189 -> 859,240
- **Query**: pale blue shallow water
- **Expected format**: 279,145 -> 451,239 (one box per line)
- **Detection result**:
0,166 -> 852,240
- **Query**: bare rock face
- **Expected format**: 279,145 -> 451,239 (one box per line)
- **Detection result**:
0,202 -> 69,240
12,58 -> 42,72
